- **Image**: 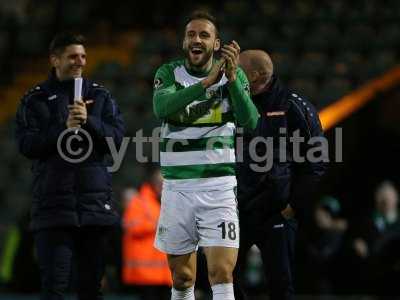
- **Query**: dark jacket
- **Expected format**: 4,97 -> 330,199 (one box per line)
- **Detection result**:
15,70 -> 125,231
236,75 -> 326,226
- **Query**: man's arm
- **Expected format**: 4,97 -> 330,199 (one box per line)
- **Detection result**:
228,68 -> 259,130
153,64 -> 205,119
83,90 -> 126,154
288,96 -> 327,215
15,93 -> 66,159
153,61 -> 227,119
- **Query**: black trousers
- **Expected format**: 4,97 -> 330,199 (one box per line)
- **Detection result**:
234,213 -> 297,300
123,285 -> 171,300
34,226 -> 110,300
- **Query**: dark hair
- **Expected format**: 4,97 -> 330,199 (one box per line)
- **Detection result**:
184,10 -> 219,37
49,32 -> 86,56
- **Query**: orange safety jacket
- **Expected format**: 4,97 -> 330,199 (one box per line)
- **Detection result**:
122,183 -> 172,286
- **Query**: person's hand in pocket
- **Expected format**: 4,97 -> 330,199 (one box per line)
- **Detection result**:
281,204 -> 295,220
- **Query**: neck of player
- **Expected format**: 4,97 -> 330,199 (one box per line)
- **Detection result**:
186,58 -> 213,75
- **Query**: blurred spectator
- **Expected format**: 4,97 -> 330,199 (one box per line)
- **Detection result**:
122,167 -> 172,300
349,180 -> 400,295
352,181 -> 399,258
306,196 -> 348,293
121,187 -> 138,211
0,210 -> 40,293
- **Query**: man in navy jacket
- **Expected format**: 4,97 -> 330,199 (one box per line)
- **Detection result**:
15,32 -> 125,300
234,50 -> 327,300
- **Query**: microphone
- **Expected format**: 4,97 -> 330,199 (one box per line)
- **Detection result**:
73,77 -> 83,134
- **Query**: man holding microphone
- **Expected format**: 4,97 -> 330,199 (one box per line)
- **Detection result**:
15,32 -> 125,300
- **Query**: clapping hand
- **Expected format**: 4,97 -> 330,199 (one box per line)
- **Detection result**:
221,40 -> 240,82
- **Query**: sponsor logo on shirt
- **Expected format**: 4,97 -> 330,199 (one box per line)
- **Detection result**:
158,225 -> 168,236
154,78 -> 163,89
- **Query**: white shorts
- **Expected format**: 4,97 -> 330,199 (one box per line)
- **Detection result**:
154,187 -> 239,255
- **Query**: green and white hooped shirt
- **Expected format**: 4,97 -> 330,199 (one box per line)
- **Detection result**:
153,59 -> 258,191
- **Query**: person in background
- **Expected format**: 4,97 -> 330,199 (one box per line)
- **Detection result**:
305,196 -> 348,293
15,32 -> 125,300
349,180 -> 400,295
352,181 -> 399,259
122,166 -> 172,300
235,49 -> 327,300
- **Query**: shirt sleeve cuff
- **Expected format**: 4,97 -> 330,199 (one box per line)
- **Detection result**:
227,77 -> 241,96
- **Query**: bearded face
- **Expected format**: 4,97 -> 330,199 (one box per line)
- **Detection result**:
183,19 -> 220,69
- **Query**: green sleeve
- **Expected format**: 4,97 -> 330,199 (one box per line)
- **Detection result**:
227,68 -> 259,130
153,64 -> 205,119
